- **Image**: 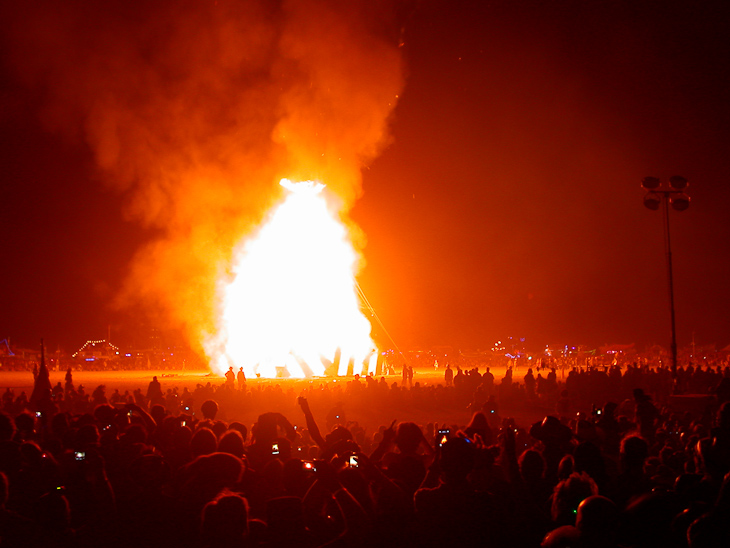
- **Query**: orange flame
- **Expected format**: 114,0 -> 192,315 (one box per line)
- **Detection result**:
4,3 -> 404,362
206,178 -> 376,378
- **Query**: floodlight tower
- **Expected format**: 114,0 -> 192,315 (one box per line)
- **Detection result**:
641,176 -> 690,381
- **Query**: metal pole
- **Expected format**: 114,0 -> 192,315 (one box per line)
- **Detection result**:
663,194 -> 678,380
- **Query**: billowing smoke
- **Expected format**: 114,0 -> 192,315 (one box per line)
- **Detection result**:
3,0 -> 404,355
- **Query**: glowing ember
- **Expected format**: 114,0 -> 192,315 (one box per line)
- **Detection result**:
206,179 -> 377,378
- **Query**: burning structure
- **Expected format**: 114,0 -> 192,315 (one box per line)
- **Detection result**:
206,178 -> 377,378
4,1 -> 406,377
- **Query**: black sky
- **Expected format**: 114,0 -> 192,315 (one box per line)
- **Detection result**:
2,0 -> 729,354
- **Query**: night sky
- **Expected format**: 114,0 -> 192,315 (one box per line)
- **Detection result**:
2,1 -> 729,355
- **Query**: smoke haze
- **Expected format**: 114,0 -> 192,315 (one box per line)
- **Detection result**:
3,0 -> 404,355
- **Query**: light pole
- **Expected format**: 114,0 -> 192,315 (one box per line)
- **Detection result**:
641,176 -> 690,381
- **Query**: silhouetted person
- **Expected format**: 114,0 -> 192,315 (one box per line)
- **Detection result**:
0,471 -> 35,547
201,400 -> 219,421
550,472 -> 598,527
190,428 -> 218,459
119,455 -> 176,548
147,376 -> 164,407
64,367 -> 73,395
576,495 -> 619,548
200,493 -> 250,548
384,422 -> 431,495
415,437 -> 499,546
225,367 -> 235,390
633,388 -> 659,442
595,402 -> 621,455
444,364 -> 453,386
525,368 -> 536,399
218,430 -> 245,459
616,435 -> 651,507
464,412 -> 493,446
530,416 -> 573,482
30,341 -> 52,413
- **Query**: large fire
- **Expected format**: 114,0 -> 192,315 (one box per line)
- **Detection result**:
206,179 -> 377,378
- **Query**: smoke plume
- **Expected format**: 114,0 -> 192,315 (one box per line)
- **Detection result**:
3,0 -> 404,355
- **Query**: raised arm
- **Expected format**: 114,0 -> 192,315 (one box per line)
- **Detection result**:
126,402 -> 157,433
298,397 -> 327,448
369,419 -> 396,464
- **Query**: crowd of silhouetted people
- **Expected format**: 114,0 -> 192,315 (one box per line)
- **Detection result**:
1,359 -> 730,547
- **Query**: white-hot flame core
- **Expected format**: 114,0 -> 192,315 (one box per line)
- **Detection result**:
206,179 -> 377,378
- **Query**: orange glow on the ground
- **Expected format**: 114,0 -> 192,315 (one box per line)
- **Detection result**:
206,179 -> 377,378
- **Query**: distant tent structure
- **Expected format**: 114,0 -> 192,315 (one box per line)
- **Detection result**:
72,339 -> 119,359
30,339 -> 52,412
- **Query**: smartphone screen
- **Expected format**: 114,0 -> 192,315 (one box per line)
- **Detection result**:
271,443 -> 280,455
